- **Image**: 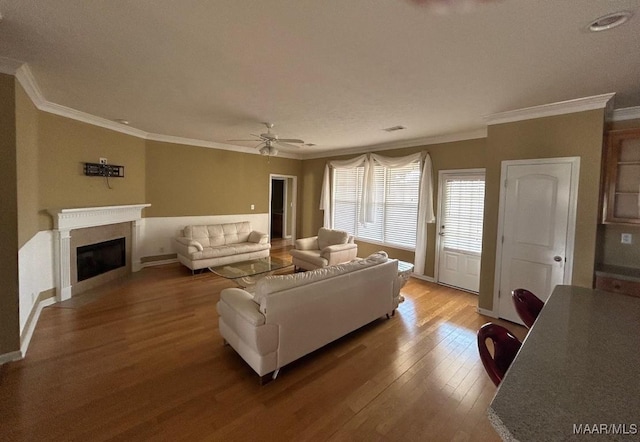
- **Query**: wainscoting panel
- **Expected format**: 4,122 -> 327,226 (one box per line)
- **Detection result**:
18,230 -> 55,333
140,213 -> 269,261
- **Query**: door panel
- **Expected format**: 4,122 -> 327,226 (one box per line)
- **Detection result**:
498,162 -> 572,324
437,170 -> 485,293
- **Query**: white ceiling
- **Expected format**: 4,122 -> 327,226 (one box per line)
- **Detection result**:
0,0 -> 639,157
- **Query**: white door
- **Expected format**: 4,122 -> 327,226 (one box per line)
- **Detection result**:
437,170 -> 486,293
496,159 -> 578,324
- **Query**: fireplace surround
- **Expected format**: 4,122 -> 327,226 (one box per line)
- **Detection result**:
48,204 -> 150,302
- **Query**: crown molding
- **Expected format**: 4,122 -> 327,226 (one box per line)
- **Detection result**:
11,60 -> 301,158
612,106 -> 640,122
146,133 -> 302,159
486,93 -> 616,126
0,56 -> 24,75
301,128 -> 487,160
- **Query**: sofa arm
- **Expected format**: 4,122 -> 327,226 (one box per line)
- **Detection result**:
248,231 -> 269,244
322,243 -> 358,266
295,236 -> 319,250
219,288 -> 266,326
174,237 -> 203,255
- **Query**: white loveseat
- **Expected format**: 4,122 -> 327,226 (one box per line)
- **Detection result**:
174,222 -> 270,271
216,252 -> 401,382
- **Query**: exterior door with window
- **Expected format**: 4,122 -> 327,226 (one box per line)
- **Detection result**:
436,170 -> 485,293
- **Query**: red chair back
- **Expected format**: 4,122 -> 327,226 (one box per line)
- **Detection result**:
512,288 -> 544,329
477,322 -> 522,386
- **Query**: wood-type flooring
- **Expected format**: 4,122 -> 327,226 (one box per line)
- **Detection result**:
0,243 -> 526,441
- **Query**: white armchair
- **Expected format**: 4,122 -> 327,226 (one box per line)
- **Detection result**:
289,227 -> 358,271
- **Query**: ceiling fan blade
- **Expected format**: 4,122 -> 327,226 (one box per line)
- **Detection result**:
276,141 -> 302,149
277,138 -> 305,143
227,138 -> 260,141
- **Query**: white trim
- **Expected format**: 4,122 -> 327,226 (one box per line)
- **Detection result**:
48,204 -> 151,301
0,56 -> 25,75
486,93 -> 615,125
477,307 -> 498,318
48,204 -> 151,231
303,128 -> 487,160
492,157 -> 580,318
0,351 -> 22,365
141,258 -> 179,268
147,133 -> 301,160
434,168 -> 486,286
269,174 -> 298,242
20,297 -> 56,357
612,106 -> 640,122
410,273 -> 435,283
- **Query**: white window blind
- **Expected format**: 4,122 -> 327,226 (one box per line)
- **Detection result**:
443,179 -> 485,254
333,161 -> 420,249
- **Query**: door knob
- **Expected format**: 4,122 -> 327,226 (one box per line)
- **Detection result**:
553,256 -> 563,262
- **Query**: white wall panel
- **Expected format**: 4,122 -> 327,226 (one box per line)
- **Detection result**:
140,214 -> 270,258
18,230 -> 55,333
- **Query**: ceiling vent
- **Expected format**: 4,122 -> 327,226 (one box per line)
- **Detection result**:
383,125 -> 406,132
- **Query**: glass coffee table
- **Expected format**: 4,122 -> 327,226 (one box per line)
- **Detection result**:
209,256 -> 293,287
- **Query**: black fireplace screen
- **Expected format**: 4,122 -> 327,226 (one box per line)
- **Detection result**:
77,237 -> 126,282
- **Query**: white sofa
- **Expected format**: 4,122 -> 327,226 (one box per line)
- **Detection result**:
289,227 -> 358,271
216,252 -> 401,382
174,222 -> 270,271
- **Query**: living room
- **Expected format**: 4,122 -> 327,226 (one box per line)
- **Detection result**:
1,1 -> 640,440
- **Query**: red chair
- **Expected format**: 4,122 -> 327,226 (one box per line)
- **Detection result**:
512,288 -> 544,329
477,322 -> 522,387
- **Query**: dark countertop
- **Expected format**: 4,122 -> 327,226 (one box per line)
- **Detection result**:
489,285 -> 640,441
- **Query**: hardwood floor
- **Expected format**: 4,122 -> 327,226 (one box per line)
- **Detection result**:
0,244 -> 526,441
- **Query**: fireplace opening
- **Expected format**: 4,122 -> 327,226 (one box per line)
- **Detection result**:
77,237 -> 126,282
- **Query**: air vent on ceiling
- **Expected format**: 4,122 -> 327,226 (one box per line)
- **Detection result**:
383,125 -> 406,132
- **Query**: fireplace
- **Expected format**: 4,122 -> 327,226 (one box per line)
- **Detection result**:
77,237 -> 126,282
48,204 -> 150,302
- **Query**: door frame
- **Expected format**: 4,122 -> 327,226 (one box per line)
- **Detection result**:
434,168 -> 486,288
269,174 -> 297,241
492,157 -> 580,316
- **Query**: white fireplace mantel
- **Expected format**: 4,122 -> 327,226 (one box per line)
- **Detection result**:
48,204 -> 151,302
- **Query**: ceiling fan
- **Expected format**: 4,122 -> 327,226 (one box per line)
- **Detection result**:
228,123 -> 305,156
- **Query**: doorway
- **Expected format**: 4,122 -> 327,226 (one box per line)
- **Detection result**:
493,157 -> 579,324
269,174 -> 297,241
436,169 -> 486,293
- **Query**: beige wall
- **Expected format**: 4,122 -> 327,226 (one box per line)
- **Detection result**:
16,82 -> 40,248
0,74 -> 20,355
145,141 -> 303,227
37,113 -> 146,230
479,110 -> 605,310
300,138 -> 486,275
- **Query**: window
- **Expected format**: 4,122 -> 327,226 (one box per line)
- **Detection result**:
442,178 -> 485,254
333,161 -> 421,249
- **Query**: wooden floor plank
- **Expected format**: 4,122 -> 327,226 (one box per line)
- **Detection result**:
0,244 -> 526,441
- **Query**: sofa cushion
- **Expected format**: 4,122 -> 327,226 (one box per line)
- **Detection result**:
288,249 -> 328,268
223,222 -> 251,244
253,251 -> 388,305
184,225 -> 212,247
190,242 -> 270,260
317,227 -> 349,250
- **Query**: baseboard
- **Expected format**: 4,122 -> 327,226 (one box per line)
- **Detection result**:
410,273 -> 435,283
20,296 -> 56,357
0,351 -> 22,366
140,258 -> 179,268
477,307 -> 498,318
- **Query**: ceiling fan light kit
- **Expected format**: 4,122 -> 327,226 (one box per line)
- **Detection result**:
228,123 -> 305,155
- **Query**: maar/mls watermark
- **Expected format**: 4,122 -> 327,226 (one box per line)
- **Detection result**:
573,423 -> 638,436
